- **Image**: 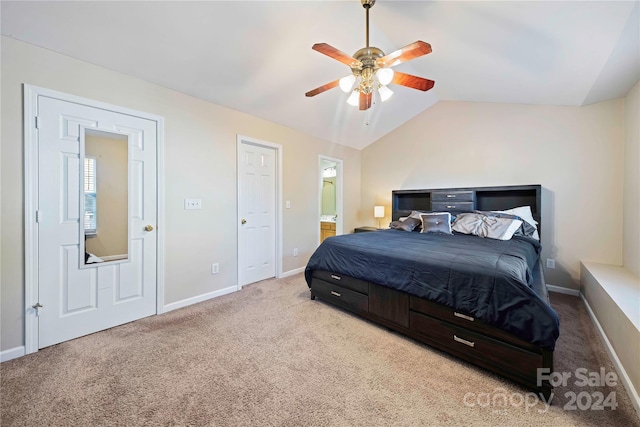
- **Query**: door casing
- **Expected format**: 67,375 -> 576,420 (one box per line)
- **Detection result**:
23,84 -> 166,354
318,155 -> 344,243
236,135 -> 282,289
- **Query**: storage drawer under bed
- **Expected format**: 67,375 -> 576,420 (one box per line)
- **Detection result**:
409,296 -> 540,351
409,311 -> 543,376
311,278 -> 368,313
312,270 -> 369,294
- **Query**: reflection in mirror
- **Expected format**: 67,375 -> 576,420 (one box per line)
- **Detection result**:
81,128 -> 129,266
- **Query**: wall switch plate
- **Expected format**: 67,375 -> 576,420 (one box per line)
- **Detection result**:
184,198 -> 202,210
546,259 -> 555,269
286,200 -> 291,209
211,263 -> 219,274
293,248 -> 298,257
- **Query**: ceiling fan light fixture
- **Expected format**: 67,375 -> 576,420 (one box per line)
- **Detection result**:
346,90 -> 360,106
339,75 -> 356,92
377,68 -> 394,86
378,85 -> 393,102
306,0 -> 433,111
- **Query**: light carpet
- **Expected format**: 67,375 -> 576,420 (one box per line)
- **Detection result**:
1,273 -> 638,426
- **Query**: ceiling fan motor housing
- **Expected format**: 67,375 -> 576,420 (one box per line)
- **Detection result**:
352,47 -> 384,73
352,47 -> 385,94
361,0 -> 376,9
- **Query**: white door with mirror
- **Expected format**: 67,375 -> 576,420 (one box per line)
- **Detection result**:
29,90 -> 160,349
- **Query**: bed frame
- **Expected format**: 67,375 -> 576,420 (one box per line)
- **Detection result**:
309,184 -> 554,399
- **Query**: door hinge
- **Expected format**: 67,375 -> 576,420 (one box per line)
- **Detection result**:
35,116 -> 40,129
35,210 -> 41,223
32,302 -> 43,316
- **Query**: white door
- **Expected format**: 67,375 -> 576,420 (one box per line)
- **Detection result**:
36,95 -> 157,348
238,142 -> 276,286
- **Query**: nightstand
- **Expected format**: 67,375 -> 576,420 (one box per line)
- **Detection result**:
354,226 -> 380,233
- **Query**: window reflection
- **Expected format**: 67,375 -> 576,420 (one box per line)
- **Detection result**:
82,129 -> 129,265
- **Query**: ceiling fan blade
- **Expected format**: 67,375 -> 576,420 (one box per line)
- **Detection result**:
305,79 -> 340,97
376,41 -> 432,68
391,71 -> 435,92
312,43 -> 362,68
359,91 -> 372,110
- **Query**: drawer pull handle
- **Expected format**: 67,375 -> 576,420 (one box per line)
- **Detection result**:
330,275 -> 341,280
446,194 -> 456,198
330,291 -> 341,297
453,335 -> 475,348
446,205 -> 456,209
454,312 -> 474,322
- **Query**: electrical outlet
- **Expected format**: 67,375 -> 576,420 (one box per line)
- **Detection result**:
211,263 -> 219,274
546,259 -> 555,269
293,248 -> 299,257
184,198 -> 202,210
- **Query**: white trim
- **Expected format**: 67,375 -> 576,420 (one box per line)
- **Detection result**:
24,85 -> 39,355
23,84 -> 166,353
580,293 -> 640,419
163,286 -> 237,313
236,135 -> 283,290
156,116 -> 166,314
1,346 -> 26,363
281,267 -> 305,278
546,284 -> 580,297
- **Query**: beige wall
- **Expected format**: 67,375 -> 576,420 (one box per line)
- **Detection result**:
361,100 -> 625,290
85,134 -> 128,258
0,37 -> 361,351
623,81 -> 640,276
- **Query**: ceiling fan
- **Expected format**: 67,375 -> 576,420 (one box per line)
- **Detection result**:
305,0 -> 435,111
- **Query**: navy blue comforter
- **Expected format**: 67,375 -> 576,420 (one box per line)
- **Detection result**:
305,230 -> 560,350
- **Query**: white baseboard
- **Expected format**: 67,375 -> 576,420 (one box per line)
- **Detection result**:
163,286 -> 237,313
546,284 -> 580,297
581,293 -> 640,419
280,267 -> 305,278
1,346 -> 25,362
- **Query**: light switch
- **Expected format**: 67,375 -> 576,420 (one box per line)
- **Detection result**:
286,200 -> 291,209
184,198 -> 202,210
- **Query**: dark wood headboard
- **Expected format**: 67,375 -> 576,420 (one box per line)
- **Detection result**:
392,184 -> 541,235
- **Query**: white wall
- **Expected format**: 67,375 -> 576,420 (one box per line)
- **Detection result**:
361,100 -> 625,290
623,81 -> 640,276
0,37 -> 361,351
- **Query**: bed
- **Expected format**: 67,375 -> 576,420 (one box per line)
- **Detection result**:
305,184 -> 559,399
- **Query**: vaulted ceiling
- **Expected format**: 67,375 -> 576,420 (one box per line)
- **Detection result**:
2,1 -> 638,149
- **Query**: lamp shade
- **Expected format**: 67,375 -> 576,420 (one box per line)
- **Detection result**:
346,90 -> 359,106
339,75 -> 356,92
374,206 -> 385,218
377,68 -> 394,86
378,85 -> 393,102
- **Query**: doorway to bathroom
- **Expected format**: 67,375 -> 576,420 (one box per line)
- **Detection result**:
318,156 -> 343,244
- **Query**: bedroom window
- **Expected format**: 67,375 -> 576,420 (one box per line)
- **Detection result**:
84,156 -> 97,236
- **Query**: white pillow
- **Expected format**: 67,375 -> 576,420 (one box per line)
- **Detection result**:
492,206 -> 539,240
452,213 -> 523,241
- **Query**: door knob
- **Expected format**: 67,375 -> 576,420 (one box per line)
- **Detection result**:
144,224 -> 154,232
241,219 -> 247,225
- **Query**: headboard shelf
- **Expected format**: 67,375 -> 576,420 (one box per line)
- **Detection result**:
392,184 -> 542,233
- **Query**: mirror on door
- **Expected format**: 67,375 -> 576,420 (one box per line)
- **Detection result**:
80,128 -> 129,266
